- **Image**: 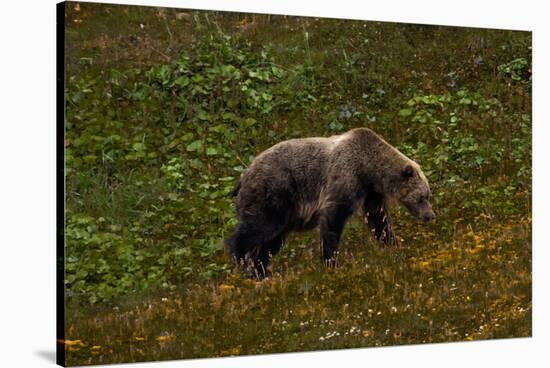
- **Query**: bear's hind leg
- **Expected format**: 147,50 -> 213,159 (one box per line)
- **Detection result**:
226,215 -> 289,278
225,226 -> 257,267
255,232 -> 287,278
226,221 -> 276,266
225,226 -> 250,265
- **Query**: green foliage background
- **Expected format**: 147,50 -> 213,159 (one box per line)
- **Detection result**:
63,3 -> 531,365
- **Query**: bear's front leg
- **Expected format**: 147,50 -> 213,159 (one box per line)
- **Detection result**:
319,202 -> 354,267
363,193 -> 398,246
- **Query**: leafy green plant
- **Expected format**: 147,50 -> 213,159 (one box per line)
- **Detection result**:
65,16 -> 531,308
498,57 -> 530,82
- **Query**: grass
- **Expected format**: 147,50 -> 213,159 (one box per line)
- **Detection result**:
62,2 -> 531,366
65,215 -> 531,365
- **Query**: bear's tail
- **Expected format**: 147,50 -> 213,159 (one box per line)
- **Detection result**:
229,180 -> 241,197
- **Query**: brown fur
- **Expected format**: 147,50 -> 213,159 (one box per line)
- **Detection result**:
226,127 -> 435,277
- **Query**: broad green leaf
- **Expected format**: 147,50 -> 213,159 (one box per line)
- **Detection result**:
186,140 -> 202,152
206,147 -> 219,156
399,108 -> 412,117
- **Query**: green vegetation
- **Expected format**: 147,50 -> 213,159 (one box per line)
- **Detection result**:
63,3 -> 531,365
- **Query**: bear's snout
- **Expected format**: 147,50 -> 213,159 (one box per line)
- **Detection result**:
422,211 -> 436,221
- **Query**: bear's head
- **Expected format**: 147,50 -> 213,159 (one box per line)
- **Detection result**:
389,163 -> 436,221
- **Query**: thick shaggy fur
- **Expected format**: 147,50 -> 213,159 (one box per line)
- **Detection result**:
225,127 -> 435,277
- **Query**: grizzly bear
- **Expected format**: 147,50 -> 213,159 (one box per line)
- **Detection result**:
225,127 -> 435,277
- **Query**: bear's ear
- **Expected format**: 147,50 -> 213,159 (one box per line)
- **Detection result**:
401,164 -> 415,178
